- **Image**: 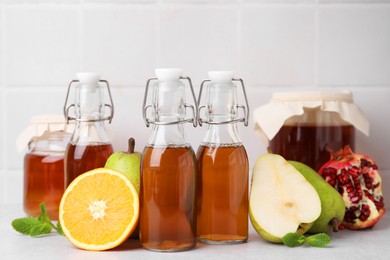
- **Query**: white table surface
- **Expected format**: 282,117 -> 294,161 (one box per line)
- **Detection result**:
1,203 -> 389,260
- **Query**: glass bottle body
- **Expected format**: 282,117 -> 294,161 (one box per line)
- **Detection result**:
64,121 -> 113,187
140,140 -> 197,251
196,125 -> 248,244
65,142 -> 113,186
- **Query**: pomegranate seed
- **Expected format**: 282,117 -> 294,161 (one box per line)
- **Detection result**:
350,206 -> 358,211
328,180 -> 336,187
359,215 -> 368,221
348,168 -> 358,178
351,196 -> 360,203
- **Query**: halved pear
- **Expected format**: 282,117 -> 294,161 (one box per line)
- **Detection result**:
249,154 -> 321,243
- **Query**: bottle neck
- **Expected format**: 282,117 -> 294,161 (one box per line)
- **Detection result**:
201,123 -> 242,145
70,121 -> 111,145
147,124 -> 190,147
75,84 -> 105,121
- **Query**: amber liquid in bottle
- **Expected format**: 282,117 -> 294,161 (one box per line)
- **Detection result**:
270,125 -> 355,171
24,153 -> 64,220
65,143 -> 113,187
196,143 -> 248,243
140,145 -> 197,252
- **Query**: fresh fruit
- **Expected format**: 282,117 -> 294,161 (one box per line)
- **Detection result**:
249,153 -> 321,243
105,138 -> 141,193
59,168 -> 139,251
319,145 -> 385,229
290,161 -> 345,233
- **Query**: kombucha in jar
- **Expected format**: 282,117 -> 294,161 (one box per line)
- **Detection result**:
196,71 -> 250,244
253,92 -> 368,171
21,116 -> 73,220
63,73 -> 114,186
140,68 -> 198,252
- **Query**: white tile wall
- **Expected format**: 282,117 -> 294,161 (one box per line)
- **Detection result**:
1,0 -> 390,204
158,3 -> 240,84
5,4 -> 80,86
241,3 -> 316,86
319,4 -> 390,85
82,3 -> 157,86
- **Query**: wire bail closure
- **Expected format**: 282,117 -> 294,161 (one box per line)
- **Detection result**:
197,78 -> 249,127
142,76 -> 198,128
63,79 -> 114,124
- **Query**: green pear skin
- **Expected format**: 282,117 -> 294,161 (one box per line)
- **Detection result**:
289,161 -> 345,233
105,138 -> 141,193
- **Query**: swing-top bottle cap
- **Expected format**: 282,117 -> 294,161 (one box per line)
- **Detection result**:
155,68 -> 183,82
77,72 -> 101,90
208,71 -> 234,84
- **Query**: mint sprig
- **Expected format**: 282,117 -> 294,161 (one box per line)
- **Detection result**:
11,202 -> 64,237
282,232 -> 331,248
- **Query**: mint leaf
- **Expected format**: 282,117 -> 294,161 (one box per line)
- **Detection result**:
11,217 -> 41,235
40,202 -> 47,215
11,202 -> 64,237
282,233 -> 305,247
30,223 -> 53,237
305,233 -> 331,248
39,203 -> 51,223
56,222 -> 64,236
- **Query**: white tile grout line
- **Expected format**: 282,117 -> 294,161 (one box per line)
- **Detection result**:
155,0 -> 162,70
79,0 -> 84,72
314,0 -> 319,87
237,0 -> 242,74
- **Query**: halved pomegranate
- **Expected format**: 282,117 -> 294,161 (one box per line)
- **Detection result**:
319,145 -> 385,230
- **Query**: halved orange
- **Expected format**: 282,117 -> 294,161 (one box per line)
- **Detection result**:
59,168 -> 139,251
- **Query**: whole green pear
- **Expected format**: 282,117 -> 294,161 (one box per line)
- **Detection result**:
289,161 -> 345,233
105,138 -> 141,239
105,138 -> 141,193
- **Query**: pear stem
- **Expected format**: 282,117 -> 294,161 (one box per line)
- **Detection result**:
329,218 -> 339,232
127,138 -> 135,154
267,146 -> 273,154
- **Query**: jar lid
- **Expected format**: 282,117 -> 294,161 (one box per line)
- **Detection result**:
16,115 -> 75,152
253,91 -> 369,141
